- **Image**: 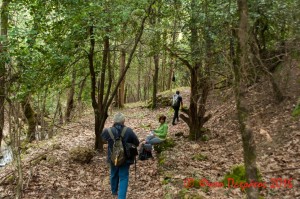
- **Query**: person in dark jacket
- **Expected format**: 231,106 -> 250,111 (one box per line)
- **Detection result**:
172,90 -> 183,125
101,112 -> 139,199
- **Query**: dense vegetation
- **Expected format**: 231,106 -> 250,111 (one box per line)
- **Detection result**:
0,0 -> 299,198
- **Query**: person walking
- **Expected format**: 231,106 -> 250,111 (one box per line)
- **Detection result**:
171,91 -> 183,125
101,112 -> 139,199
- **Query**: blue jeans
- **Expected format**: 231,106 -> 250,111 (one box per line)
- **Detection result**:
146,134 -> 164,145
110,163 -> 130,199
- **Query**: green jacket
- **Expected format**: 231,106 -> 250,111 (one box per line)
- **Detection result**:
154,123 -> 168,139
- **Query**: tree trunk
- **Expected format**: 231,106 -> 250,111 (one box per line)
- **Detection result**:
117,49 -> 126,108
39,89 -> 48,140
7,100 -> 23,199
51,91 -> 62,137
187,68 -> 201,139
0,0 -> 10,149
161,34 -> 167,91
112,46 -> 119,108
124,83 -> 128,103
178,0 -> 211,140
77,75 -> 87,112
168,15 -> 178,90
21,97 -> 36,142
150,5 -> 161,109
152,54 -> 159,109
252,42 -> 284,103
65,69 -> 76,123
87,25 -> 101,151
137,48 -> 142,101
235,0 -> 259,198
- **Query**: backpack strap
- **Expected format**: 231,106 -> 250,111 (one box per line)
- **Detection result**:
107,128 -> 115,140
107,127 -> 128,140
121,127 -> 128,138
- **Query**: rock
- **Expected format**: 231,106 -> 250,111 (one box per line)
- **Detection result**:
191,144 -> 200,150
259,128 -> 273,142
0,151 -> 3,159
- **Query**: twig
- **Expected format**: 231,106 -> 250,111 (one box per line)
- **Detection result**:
53,124 -> 73,131
264,167 -> 300,174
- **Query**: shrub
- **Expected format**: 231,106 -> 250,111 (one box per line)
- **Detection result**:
192,153 -> 208,161
154,138 -> 175,153
69,146 -> 95,164
292,98 -> 300,117
222,165 -> 262,189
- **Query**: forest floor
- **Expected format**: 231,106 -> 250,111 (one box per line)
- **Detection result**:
0,63 -> 300,199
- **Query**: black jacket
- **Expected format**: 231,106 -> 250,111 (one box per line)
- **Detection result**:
101,123 -> 139,165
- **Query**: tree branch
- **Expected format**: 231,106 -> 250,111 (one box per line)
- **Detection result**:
165,45 -> 193,70
106,0 -> 157,109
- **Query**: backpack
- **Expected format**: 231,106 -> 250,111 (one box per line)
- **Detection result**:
138,143 -> 153,161
125,143 -> 138,159
172,94 -> 180,107
108,127 -> 128,166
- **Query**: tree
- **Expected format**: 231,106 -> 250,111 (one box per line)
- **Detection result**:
64,69 -> 76,123
232,0 -> 259,198
87,0 -> 156,151
150,2 -> 162,109
0,0 -> 10,149
166,0 -> 212,140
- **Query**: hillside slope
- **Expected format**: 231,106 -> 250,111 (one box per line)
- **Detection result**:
0,63 -> 299,199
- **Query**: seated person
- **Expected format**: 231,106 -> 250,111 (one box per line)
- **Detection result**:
145,115 -> 168,145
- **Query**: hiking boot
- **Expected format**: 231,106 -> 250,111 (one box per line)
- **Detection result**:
172,122 -> 176,125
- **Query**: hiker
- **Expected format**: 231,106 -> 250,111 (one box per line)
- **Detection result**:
138,115 -> 168,161
101,112 -> 139,199
171,90 -> 183,125
145,115 -> 168,145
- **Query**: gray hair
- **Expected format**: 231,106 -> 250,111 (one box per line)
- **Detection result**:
113,112 -> 125,123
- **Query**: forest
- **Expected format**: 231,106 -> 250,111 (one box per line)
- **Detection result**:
0,0 -> 299,198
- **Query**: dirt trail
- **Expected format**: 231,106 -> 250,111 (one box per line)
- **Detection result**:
0,107 -> 174,199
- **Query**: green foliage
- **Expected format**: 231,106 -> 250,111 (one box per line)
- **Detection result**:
154,138 -> 175,153
177,188 -> 203,199
193,179 -> 200,188
162,178 -> 171,185
222,165 -> 262,188
200,134 -> 209,142
192,153 -> 207,161
222,165 -> 246,187
178,188 -> 188,198
158,153 -> 166,166
292,99 -> 300,117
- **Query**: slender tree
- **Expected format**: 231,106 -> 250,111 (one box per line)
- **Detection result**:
233,0 -> 259,198
150,3 -> 161,109
64,69 -> 76,123
0,0 -> 10,149
88,1 -> 156,151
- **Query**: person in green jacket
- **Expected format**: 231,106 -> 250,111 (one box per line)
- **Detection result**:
145,115 -> 168,144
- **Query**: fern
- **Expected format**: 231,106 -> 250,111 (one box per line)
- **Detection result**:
292,99 -> 300,117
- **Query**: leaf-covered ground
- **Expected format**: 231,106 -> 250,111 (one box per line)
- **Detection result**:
0,65 -> 299,199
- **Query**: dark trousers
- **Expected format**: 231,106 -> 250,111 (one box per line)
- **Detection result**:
172,106 -> 180,124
